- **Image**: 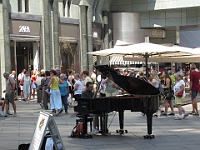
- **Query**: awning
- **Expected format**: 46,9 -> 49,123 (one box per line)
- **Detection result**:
59,36 -> 78,43
109,56 -> 143,65
10,34 -> 40,41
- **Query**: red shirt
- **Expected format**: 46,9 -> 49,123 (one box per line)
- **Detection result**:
190,71 -> 200,90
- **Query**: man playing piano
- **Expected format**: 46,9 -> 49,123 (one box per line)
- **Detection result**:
81,82 -> 99,134
81,82 -> 94,99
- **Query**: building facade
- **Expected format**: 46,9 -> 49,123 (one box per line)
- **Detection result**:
0,0 -> 200,94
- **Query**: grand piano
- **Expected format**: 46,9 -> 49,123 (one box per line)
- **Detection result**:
74,65 -> 160,139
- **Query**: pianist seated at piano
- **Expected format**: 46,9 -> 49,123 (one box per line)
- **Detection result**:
81,82 -> 99,134
81,82 -> 94,99
103,78 -> 118,97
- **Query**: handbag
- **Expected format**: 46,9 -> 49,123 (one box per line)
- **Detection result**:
67,97 -> 72,104
19,78 -> 24,86
177,91 -> 183,97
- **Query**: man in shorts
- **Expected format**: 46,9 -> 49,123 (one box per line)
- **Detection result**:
189,63 -> 199,116
3,72 -> 17,116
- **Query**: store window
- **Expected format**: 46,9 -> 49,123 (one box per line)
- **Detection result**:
60,42 -> 77,72
49,0 -> 53,12
18,0 -> 22,12
93,0 -> 99,21
25,0 -> 29,12
63,0 -> 66,16
63,0 -> 71,17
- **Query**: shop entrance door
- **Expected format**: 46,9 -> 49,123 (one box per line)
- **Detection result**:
17,42 -> 33,73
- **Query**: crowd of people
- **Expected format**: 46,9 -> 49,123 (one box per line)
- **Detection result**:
0,67 -> 96,117
1,63 -> 199,131
119,64 -> 199,120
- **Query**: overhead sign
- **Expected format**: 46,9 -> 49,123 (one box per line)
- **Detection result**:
10,20 -> 40,35
19,26 -> 31,33
145,29 -> 166,38
93,31 -> 98,38
29,111 -> 65,150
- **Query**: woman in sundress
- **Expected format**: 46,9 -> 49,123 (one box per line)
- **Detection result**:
23,71 -> 32,103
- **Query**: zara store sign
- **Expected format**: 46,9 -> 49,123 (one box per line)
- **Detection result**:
19,26 -> 31,33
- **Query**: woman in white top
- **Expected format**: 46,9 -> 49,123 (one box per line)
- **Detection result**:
73,73 -> 83,100
150,72 -> 164,117
174,73 -> 188,120
151,72 -> 160,89
23,71 -> 32,103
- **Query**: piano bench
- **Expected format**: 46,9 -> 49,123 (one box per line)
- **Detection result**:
76,117 -> 93,132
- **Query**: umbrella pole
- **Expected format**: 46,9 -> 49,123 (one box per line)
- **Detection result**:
145,53 -> 148,78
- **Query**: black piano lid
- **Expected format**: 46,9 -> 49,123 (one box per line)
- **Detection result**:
95,65 -> 160,96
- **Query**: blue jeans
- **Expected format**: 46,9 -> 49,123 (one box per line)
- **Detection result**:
61,95 -> 68,113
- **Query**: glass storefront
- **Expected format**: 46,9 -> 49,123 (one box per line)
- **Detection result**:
10,41 -> 38,74
59,42 -> 78,73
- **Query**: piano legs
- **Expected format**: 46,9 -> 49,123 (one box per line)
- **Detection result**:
81,112 -> 154,138
119,111 -> 124,130
82,114 -> 88,135
116,111 -> 128,134
81,114 -> 92,138
100,112 -> 108,134
144,113 -> 155,139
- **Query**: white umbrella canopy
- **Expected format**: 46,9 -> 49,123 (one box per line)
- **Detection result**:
114,40 -> 132,46
89,41 -> 199,75
123,45 -> 200,62
123,55 -> 200,63
89,42 -> 195,57
170,45 -> 200,55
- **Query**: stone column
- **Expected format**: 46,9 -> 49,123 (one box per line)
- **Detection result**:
0,0 -> 11,95
79,5 -> 88,71
102,10 -> 109,64
42,0 -> 51,70
53,0 -> 60,68
87,6 -> 93,72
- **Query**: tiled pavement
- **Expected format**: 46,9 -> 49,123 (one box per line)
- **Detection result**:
0,99 -> 200,150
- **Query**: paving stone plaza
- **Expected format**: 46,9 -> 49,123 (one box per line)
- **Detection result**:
0,100 -> 200,150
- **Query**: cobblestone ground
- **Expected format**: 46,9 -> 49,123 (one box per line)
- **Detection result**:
0,99 -> 200,150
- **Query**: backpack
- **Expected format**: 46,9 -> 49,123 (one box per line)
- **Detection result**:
70,123 -> 83,138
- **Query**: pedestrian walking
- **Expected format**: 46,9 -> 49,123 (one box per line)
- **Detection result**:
3,72 -> 17,116
31,70 -> 37,99
68,70 -> 75,107
174,73 -> 189,120
162,70 -> 175,116
18,69 -> 25,100
189,63 -> 199,116
150,72 -> 164,117
40,71 -> 51,109
59,74 -> 69,114
23,71 -> 32,103
73,73 -> 83,100
47,70 -> 63,116
83,70 -> 92,90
